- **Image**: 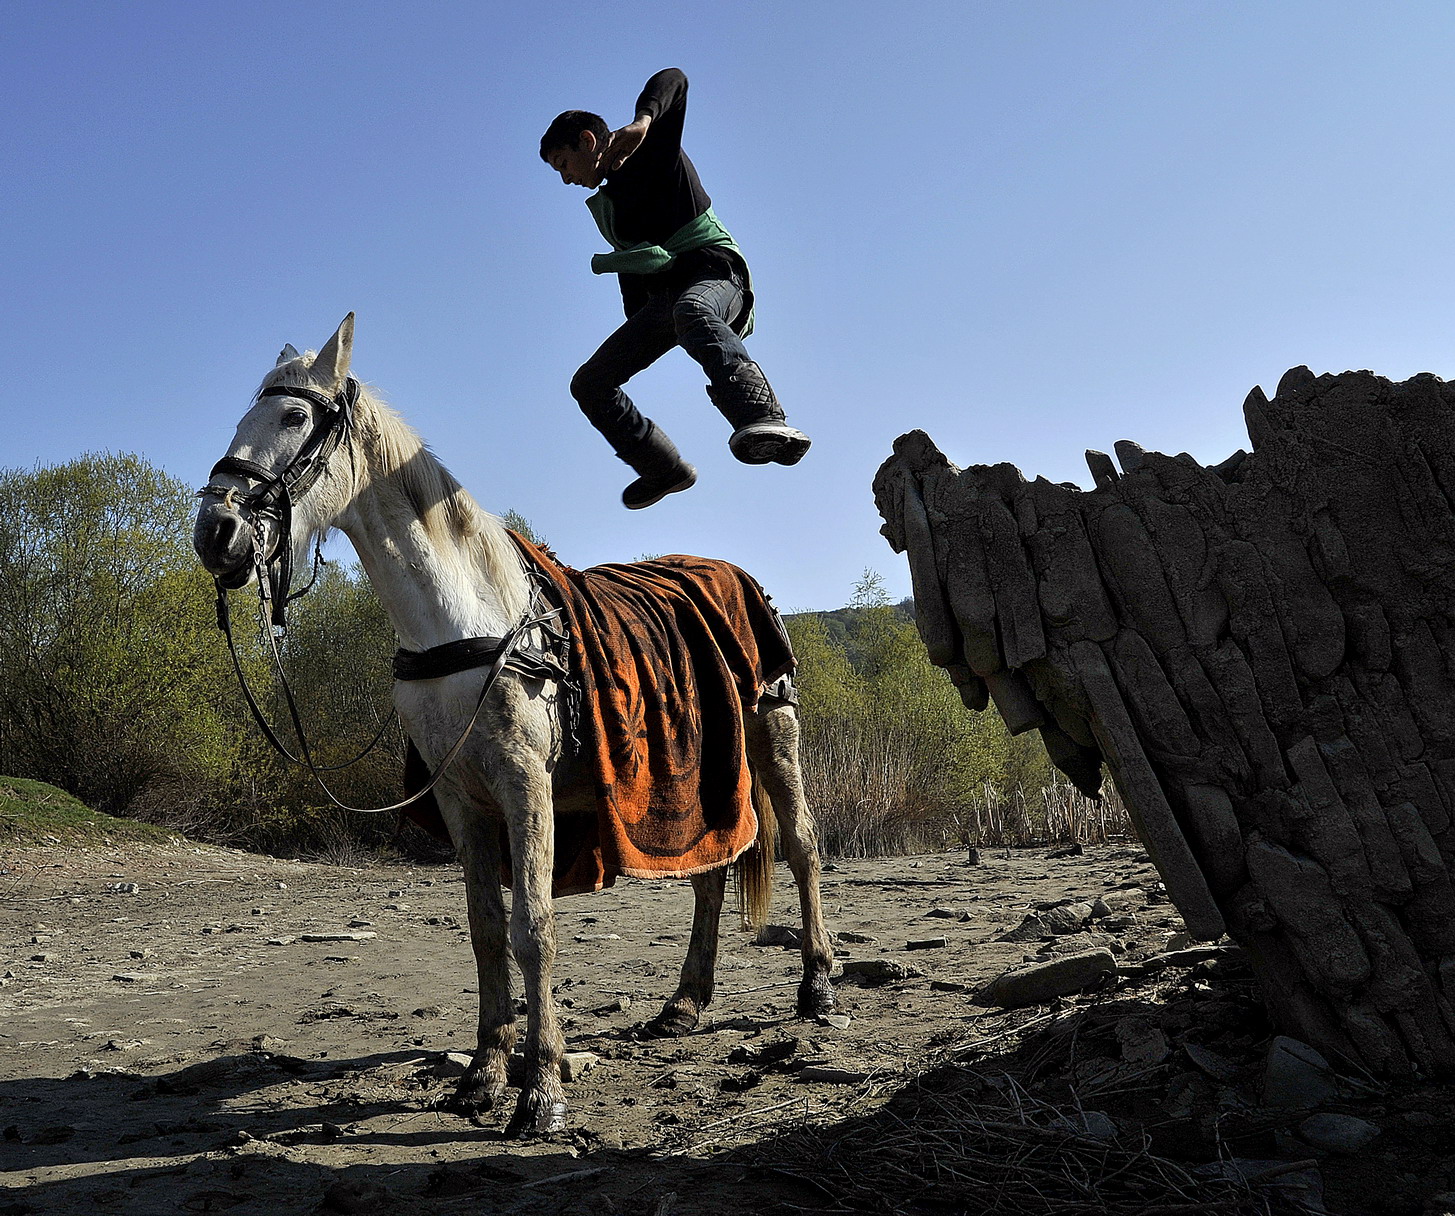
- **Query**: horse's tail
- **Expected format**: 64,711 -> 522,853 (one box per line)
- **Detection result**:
735,767 -> 777,931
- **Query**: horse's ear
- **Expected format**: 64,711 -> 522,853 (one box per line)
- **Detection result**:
311,313 -> 355,388
276,343 -> 300,366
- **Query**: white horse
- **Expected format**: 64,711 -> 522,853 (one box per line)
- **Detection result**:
192,315 -> 835,1136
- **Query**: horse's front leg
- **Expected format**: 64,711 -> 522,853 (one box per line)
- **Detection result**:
440,802 -> 515,1118
498,752 -> 567,1138
645,868 -> 727,1037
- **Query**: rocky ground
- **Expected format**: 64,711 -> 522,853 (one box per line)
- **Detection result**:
2,838 -> 1453,1215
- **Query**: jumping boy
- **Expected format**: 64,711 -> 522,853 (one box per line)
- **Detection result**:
541,67 -> 811,509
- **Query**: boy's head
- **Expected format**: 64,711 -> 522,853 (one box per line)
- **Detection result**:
540,110 -> 609,188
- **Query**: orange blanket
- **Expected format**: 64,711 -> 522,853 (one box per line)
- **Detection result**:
403,537 -> 795,896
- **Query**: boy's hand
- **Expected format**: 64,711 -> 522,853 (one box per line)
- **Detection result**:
604,114 -> 651,171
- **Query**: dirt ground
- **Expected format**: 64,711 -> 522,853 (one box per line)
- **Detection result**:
2,839 -> 1452,1215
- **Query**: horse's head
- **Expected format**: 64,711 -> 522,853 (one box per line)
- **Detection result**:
193,313 -> 357,592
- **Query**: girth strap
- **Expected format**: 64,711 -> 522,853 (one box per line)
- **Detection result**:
393,635 -> 568,683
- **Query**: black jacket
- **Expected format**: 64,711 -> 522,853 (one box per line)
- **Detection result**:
601,68 -> 747,317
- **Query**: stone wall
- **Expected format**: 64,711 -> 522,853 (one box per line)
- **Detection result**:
873,367 -> 1455,1076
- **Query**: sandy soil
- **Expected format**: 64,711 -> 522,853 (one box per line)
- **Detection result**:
0,840 -> 1445,1215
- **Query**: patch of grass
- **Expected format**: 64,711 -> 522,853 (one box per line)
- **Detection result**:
0,777 -> 173,844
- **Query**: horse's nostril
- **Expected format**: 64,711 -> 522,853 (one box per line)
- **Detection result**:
194,504 -> 251,572
215,513 -> 240,549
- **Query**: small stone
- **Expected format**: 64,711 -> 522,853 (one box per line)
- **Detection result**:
1116,1018 -> 1170,1065
754,924 -> 801,948
1089,898 -> 1112,919
111,972 -> 159,984
595,997 -> 632,1015
387,890 -> 405,898
267,936 -> 297,946
997,914 -> 1050,942
574,933 -> 620,943
299,932 -> 376,943
347,919 -> 373,929
1184,1043 -> 1241,1084
817,1013 -> 852,1029
906,937 -> 948,950
929,980 -> 971,993
561,1051 -> 600,1082
839,960 -> 919,985
1297,1113 -> 1381,1154
981,949 -> 1116,1008
836,931 -> 876,944
1040,904 -> 1090,934
30,953 -> 57,963
128,949 -> 153,960
925,908 -> 958,919
274,882 -> 287,890
30,1124 -> 76,1144
106,882 -> 138,894
1263,1036 -> 1341,1111
432,1052 -> 474,1078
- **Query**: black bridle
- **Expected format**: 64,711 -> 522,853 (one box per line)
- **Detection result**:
202,377 -> 360,628
200,375 -> 569,817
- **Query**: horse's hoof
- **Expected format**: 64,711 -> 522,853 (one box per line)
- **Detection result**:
441,1070 -> 507,1118
638,1006 -> 700,1039
796,975 -> 837,1018
506,1095 -> 568,1139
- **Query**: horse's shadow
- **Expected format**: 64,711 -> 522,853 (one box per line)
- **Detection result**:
1,1047 -> 496,1174
3,1046 -> 687,1216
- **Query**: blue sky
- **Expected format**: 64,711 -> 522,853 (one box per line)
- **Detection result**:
5,1 -> 1454,610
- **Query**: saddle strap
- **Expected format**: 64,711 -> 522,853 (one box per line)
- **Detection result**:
393,635 -> 568,683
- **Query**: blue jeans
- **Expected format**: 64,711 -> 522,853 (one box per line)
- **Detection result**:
570,275 -> 751,454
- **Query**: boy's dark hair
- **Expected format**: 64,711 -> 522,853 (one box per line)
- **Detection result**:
540,110 -> 610,160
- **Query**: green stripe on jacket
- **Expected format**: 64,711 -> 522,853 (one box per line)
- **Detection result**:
584,193 -> 754,336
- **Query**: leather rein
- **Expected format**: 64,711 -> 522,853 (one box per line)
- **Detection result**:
200,377 -> 568,816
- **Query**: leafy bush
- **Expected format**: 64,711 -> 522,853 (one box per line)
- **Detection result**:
0,455 -> 252,814
785,570 -> 1125,856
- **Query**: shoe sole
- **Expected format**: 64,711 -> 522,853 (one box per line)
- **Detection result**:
623,468 -> 698,510
732,431 -> 812,467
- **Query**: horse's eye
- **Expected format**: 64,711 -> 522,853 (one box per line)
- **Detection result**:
282,408 -> 308,428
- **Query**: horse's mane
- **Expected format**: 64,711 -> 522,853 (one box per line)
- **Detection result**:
262,357 -> 530,620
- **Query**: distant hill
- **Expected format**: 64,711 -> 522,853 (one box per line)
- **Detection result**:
784,597 -> 917,655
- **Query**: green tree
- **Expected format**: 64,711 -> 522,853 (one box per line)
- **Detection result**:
499,509 -> 546,547
785,574 -> 1060,856
0,454 -> 248,813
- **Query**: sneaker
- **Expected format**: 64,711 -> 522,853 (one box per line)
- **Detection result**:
728,422 -> 812,466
